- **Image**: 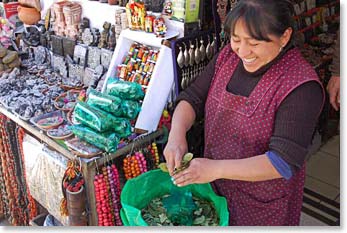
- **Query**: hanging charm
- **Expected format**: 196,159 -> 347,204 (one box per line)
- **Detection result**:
210,36 -> 216,57
199,37 -> 206,62
206,36 -> 212,60
194,39 -> 201,65
176,46 -> 184,68
189,42 -> 195,67
183,42 -> 189,67
181,70 -> 186,89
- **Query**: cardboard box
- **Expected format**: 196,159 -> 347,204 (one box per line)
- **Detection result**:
171,0 -> 200,23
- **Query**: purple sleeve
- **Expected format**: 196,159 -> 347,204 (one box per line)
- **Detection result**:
266,151 -> 293,180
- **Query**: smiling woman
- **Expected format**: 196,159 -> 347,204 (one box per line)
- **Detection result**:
164,0 -> 325,226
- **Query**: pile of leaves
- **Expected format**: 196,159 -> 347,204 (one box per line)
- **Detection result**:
141,194 -> 219,226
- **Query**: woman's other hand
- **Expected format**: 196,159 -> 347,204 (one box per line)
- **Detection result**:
163,133 -> 188,175
171,158 -> 220,187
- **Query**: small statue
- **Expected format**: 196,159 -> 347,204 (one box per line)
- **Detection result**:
153,16 -> 167,38
93,28 -> 101,46
98,21 -> 111,49
107,25 -> 117,51
163,1 -> 173,16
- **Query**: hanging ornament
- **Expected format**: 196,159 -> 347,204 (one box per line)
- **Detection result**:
189,42 -> 195,66
183,42 -> 189,67
199,37 -> 206,62
206,36 -> 212,60
194,39 -> 201,65
177,46 -> 184,68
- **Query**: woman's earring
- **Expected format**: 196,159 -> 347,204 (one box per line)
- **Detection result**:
279,45 -> 283,52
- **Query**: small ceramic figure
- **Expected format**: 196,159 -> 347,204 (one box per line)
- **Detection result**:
153,16 -> 167,37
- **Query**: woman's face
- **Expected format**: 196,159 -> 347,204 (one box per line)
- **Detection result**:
230,19 -> 286,73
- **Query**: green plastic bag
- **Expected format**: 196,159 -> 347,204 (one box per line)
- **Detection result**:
105,78 -> 145,101
120,169 -> 229,226
87,89 -> 141,119
69,125 -> 119,153
74,101 -> 132,137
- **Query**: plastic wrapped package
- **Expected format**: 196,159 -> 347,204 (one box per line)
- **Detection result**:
87,89 -> 141,119
69,125 -> 120,153
73,101 -> 132,137
22,134 -> 69,226
105,78 -> 145,101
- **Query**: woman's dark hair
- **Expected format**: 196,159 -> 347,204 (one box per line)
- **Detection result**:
224,0 -> 295,42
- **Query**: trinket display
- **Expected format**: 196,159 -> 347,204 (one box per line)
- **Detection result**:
30,110 -> 64,129
123,151 -> 147,179
0,117 -> 36,226
163,1 -> 173,16
98,22 -> 111,49
115,42 -> 159,88
33,46 -> 48,65
173,32 -> 215,92
115,9 -> 127,43
47,124 -> 73,140
65,137 -> 102,157
101,48 -> 113,69
53,1 -> 71,36
87,46 -> 102,69
52,54 -> 68,77
63,37 -> 76,58
126,0 -> 146,31
0,17 -> 16,48
73,44 -> 88,67
36,115 -> 64,130
51,35 -> 64,56
107,25 -> 117,51
94,162 -> 122,226
54,90 -> 81,111
145,13 -> 155,33
81,28 -> 96,46
63,2 -> 82,40
0,67 -> 59,120
68,63 -> 84,81
153,16 -> 167,37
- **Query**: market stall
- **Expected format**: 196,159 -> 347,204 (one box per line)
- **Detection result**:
0,0 -> 340,227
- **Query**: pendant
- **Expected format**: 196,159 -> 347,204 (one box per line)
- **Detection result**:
189,42 -> 195,67
177,46 -> 184,68
199,38 -> 206,62
210,36 -> 216,57
183,42 -> 189,67
194,39 -> 201,65
206,36 -> 212,60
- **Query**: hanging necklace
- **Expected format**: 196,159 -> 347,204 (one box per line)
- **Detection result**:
216,0 -> 228,48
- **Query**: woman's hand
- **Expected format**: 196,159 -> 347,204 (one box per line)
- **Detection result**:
171,158 -> 220,187
163,133 -> 188,175
327,76 -> 340,111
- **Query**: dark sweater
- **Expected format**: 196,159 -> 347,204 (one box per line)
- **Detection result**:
176,47 -> 323,172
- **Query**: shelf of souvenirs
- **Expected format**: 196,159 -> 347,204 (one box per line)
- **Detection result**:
298,13 -> 339,33
293,0 -> 340,20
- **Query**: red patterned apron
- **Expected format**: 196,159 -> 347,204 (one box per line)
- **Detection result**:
204,45 -> 324,225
